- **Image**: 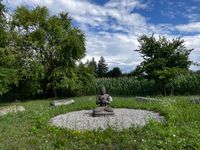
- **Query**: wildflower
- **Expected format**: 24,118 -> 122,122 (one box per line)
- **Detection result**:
142,139 -> 145,142
73,130 -> 81,136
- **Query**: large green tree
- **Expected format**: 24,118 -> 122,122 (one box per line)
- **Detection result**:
0,1 -> 19,96
0,5 -> 88,99
136,34 -> 193,95
10,6 -> 86,97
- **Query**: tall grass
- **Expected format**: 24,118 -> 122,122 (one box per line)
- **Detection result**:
83,74 -> 200,96
172,74 -> 200,95
83,77 -> 156,96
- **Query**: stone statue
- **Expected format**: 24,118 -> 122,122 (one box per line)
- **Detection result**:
92,86 -> 114,117
96,86 -> 112,106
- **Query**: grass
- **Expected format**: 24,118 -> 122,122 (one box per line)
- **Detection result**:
0,96 -> 200,150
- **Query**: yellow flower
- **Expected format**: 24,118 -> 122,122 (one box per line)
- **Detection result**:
73,130 -> 81,136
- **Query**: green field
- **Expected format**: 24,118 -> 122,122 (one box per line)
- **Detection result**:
0,96 -> 200,150
83,75 -> 200,96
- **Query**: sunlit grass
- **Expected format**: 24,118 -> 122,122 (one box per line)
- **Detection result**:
0,96 -> 200,149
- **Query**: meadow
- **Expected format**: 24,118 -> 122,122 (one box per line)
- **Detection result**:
0,96 -> 200,150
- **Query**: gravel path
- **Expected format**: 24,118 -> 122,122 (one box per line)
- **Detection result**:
49,109 -> 164,131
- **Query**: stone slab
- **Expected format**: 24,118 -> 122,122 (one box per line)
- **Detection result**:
189,98 -> 200,104
50,99 -> 75,106
0,106 -> 25,116
135,96 -> 160,102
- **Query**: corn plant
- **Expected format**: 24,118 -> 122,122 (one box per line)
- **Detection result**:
82,74 -> 200,96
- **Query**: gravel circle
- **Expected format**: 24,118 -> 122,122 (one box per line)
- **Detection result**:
49,108 -> 164,131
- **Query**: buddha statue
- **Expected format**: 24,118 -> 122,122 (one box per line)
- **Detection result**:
92,86 -> 114,117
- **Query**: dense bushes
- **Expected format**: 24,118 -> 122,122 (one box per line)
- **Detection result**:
83,74 -> 200,96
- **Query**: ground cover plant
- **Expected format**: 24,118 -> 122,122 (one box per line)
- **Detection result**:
0,96 -> 199,150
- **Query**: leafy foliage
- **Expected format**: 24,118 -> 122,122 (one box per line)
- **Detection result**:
11,6 -> 86,97
0,4 -> 92,100
106,67 -> 122,77
136,35 -> 193,95
87,57 -> 98,77
77,62 -> 96,94
0,0 -> 7,47
0,1 -> 19,96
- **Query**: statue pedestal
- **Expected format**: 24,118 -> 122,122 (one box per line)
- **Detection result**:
92,106 -> 114,117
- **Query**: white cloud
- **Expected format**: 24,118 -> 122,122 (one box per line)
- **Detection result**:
184,35 -> 200,65
176,22 -> 200,32
105,0 -> 148,12
84,32 -> 142,70
184,13 -> 200,22
5,0 -> 200,71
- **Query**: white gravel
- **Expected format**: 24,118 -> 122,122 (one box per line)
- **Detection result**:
49,108 -> 164,131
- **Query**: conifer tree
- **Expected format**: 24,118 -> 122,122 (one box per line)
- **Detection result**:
97,56 -> 108,77
88,57 -> 97,77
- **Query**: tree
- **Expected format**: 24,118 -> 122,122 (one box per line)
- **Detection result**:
88,57 -> 97,77
77,62 -> 95,93
10,6 -> 86,97
0,5 -> 88,99
0,0 -> 6,47
107,67 -> 122,77
0,1 -> 19,96
112,67 -> 122,77
0,48 -> 19,96
136,34 -> 193,95
129,65 -> 144,78
97,56 -> 108,77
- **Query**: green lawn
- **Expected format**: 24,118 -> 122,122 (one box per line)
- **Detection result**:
0,96 -> 200,150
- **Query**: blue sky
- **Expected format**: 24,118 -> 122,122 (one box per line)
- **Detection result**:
6,0 -> 200,72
